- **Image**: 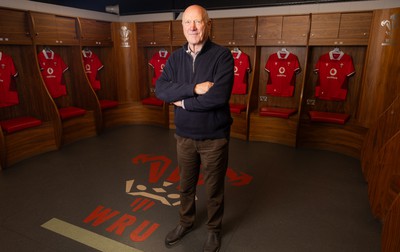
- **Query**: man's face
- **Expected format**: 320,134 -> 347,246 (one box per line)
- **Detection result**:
182,6 -> 209,46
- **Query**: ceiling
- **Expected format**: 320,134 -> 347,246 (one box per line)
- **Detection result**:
30,0 -> 363,15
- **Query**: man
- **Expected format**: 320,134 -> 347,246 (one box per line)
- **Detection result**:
155,4 -> 234,252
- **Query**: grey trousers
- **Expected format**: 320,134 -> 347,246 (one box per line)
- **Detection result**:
175,134 -> 229,232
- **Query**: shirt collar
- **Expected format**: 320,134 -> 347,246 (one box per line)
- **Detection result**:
82,49 -> 92,58
42,49 -> 54,60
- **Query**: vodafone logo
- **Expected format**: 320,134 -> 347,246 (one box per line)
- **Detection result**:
330,68 -> 337,76
47,67 -> 54,75
279,67 -> 286,74
85,64 -> 91,71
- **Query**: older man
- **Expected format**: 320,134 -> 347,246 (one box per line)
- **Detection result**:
155,4 -> 234,252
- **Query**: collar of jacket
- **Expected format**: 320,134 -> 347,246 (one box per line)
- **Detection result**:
183,39 -> 212,56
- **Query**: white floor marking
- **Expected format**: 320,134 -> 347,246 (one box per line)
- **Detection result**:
42,218 -> 143,252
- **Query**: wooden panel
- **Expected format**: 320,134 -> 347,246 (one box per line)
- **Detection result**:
136,22 -> 154,46
0,8 -> 31,44
361,96 -> 400,182
61,111 -> 97,145
169,104 -> 175,129
137,104 -> 168,127
338,12 -> 372,40
309,12 -> 371,45
358,8 -> 400,126
93,47 -> 118,101
101,103 -> 158,128
30,12 -> 58,44
3,122 -> 57,167
362,9 -> 400,248
30,12 -> 78,45
56,16 -> 79,45
281,15 -> 310,45
249,113 -> 298,147
211,18 -> 233,45
256,16 -> 282,45
79,18 -> 112,46
367,138 -> 400,220
382,181 -> 400,252
231,113 -> 248,140
136,22 -> 171,46
112,22 -> 140,102
297,121 -> 367,158
310,13 -> 340,39
171,20 -> 186,46
0,127 -> 5,168
102,102 -> 168,128
153,22 -> 171,46
371,132 -> 400,219
101,103 -> 137,128
233,17 -> 256,46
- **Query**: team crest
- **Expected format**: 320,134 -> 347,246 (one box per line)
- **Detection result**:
126,154 -> 253,207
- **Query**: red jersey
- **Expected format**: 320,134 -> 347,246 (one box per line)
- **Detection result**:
0,51 -> 19,107
82,50 -> 104,91
314,51 -> 355,101
265,51 -> 300,97
149,50 -> 169,86
232,50 -> 250,94
38,49 -> 68,98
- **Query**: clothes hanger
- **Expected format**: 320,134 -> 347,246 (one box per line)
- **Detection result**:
330,47 -> 344,60
159,48 -> 168,57
232,47 -> 240,53
331,47 -> 342,54
279,48 -> 289,53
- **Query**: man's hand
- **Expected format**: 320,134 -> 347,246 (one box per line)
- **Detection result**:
194,81 -> 214,95
173,100 -> 183,107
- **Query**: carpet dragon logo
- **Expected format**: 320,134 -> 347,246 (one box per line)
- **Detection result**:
126,154 -> 253,207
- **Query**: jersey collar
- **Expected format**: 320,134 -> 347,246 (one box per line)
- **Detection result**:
82,49 -> 92,58
329,50 -> 344,60
42,49 -> 54,60
277,50 -> 290,59
159,49 -> 168,58
232,50 -> 242,59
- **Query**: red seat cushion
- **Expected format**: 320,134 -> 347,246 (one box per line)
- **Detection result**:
58,107 -> 86,120
259,107 -> 297,118
230,104 -> 247,114
0,116 -> 42,133
141,97 -> 163,106
309,111 -> 350,124
99,100 -> 119,110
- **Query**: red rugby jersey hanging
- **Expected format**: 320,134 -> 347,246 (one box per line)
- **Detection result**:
314,48 -> 355,101
265,49 -> 300,97
0,51 -> 19,107
231,48 -> 251,95
149,49 -> 170,86
38,49 -> 68,98
82,49 -> 104,91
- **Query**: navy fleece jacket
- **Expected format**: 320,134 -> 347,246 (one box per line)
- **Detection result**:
155,39 -> 234,140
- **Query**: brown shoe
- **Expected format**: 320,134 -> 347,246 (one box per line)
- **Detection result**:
165,224 -> 193,247
203,231 -> 221,252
